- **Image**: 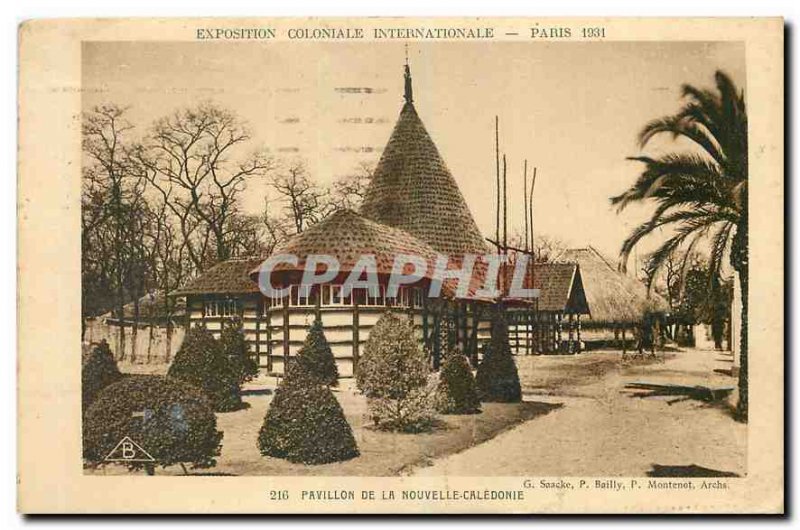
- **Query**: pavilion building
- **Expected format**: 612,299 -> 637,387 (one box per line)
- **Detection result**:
173,64 -> 591,375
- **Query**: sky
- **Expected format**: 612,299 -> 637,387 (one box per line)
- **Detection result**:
82,40 -> 745,263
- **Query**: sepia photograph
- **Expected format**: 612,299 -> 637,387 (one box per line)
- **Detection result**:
16,16 -> 784,514
79,38 -> 750,477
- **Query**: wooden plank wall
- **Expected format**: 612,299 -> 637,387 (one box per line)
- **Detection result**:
265,307 -> 424,377
188,296 -> 498,376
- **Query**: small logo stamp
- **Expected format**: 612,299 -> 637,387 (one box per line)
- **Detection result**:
104,436 -> 155,463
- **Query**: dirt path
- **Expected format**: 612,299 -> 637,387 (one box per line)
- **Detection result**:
414,349 -> 746,477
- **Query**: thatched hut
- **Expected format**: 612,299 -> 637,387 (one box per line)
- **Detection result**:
172,63 -> 600,375
558,247 -> 669,350
504,260 -> 590,355
175,65 -> 500,375
249,209 -> 443,376
172,257 -> 266,345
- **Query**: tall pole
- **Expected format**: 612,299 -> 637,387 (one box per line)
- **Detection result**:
522,159 -> 530,354
530,167 -> 538,335
502,154 -> 508,252
523,160 -> 529,252
529,167 -> 537,260
495,116 -> 500,251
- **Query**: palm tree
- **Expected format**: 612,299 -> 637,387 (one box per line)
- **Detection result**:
611,71 -> 748,421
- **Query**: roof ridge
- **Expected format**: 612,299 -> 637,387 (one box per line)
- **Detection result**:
583,245 -> 620,272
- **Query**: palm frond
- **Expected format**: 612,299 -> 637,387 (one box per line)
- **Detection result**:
620,205 -> 703,256
619,207 -> 730,273
612,154 -> 725,212
715,71 -> 743,129
731,180 -> 748,211
706,221 -> 734,287
681,84 -> 723,131
645,216 -> 714,290
638,116 -> 725,166
614,70 -> 747,300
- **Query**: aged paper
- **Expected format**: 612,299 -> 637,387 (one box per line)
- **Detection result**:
18,17 -> 783,513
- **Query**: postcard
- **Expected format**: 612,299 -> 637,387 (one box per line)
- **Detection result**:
17,17 -> 783,513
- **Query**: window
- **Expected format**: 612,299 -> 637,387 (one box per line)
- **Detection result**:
351,288 -> 366,306
271,284 -> 402,307
399,287 -> 413,308
320,285 -> 330,306
297,285 -> 310,306
264,291 -> 285,309
330,285 -> 345,306
290,284 -> 312,306
366,285 -> 385,306
389,287 -> 422,308
395,287 -> 405,307
204,298 -> 240,317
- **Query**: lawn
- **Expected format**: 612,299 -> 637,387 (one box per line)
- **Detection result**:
88,376 -> 560,476
91,348 -> 743,477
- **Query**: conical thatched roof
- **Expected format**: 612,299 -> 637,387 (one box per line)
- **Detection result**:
255,209 -> 440,284
559,247 -> 668,325
360,95 -> 488,256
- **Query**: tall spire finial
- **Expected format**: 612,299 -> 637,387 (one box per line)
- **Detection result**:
403,45 -> 413,104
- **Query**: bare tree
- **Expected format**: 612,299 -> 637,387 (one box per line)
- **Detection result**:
140,197 -> 193,361
508,231 -> 567,263
82,105 -> 150,358
269,158 -> 335,233
331,159 -> 374,211
224,213 -> 270,258
258,197 -> 292,254
533,235 -> 568,263
135,102 -> 274,272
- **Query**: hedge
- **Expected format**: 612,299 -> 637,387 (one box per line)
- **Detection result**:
83,375 -> 223,473
357,311 -> 434,432
82,339 -> 123,413
219,317 -> 259,386
295,319 -> 339,387
168,324 -> 243,412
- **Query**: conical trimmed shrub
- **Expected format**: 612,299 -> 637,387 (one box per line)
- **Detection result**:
295,319 -> 338,387
168,324 -> 242,412
357,311 -> 434,432
82,339 -> 123,413
219,317 -> 259,386
258,362 -> 358,465
435,353 -> 481,414
476,313 -> 522,403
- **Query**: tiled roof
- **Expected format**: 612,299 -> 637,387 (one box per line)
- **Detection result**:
261,209 -> 440,281
172,258 -> 264,296
493,257 -> 589,313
